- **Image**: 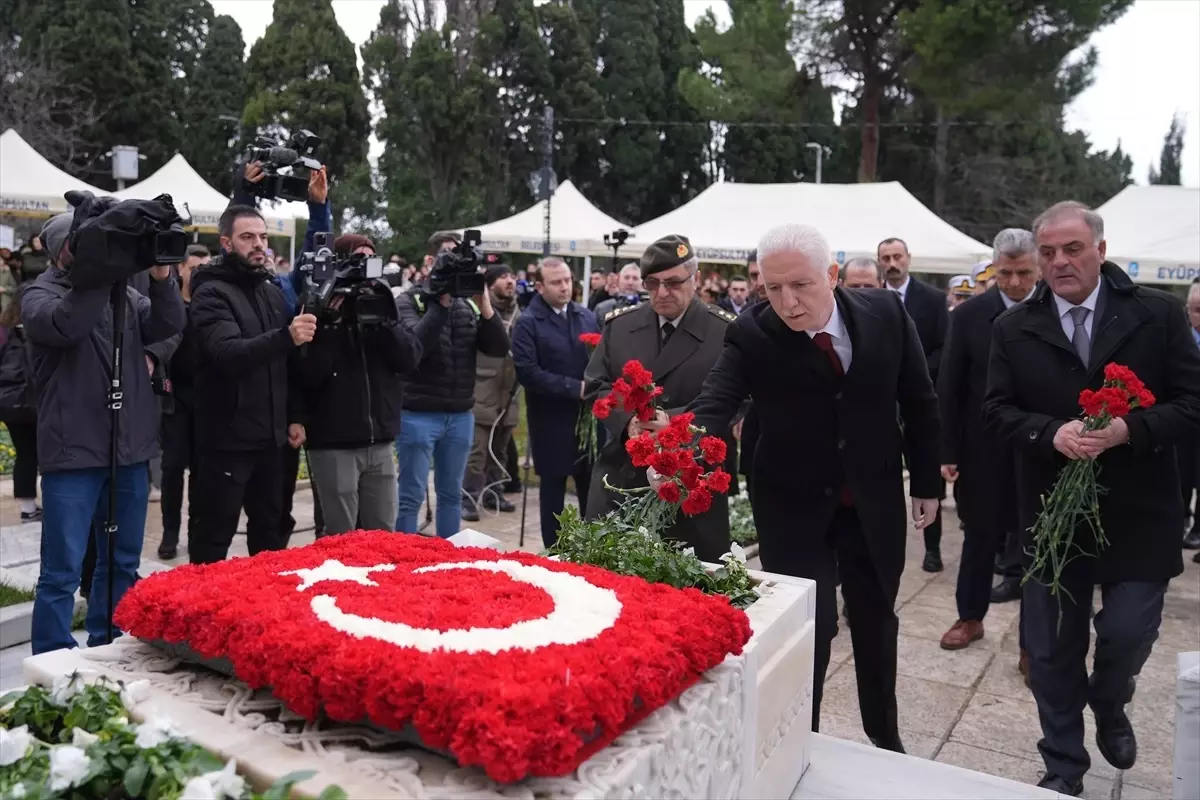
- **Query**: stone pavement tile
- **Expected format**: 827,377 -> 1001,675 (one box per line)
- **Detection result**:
822,669 -> 970,739
976,656 -> 1036,704
935,743 -> 1113,800
895,632 -> 994,689
827,630 -> 854,673
1121,782 -> 1172,799
906,577 -> 960,611
819,712 -> 941,760
898,601 -> 961,643
948,691 -> 1118,781
1119,710 -> 1178,798
895,569 -> 935,605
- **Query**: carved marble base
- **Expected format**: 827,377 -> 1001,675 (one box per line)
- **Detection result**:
24,638 -> 748,799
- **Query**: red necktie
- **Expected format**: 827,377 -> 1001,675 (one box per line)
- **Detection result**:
812,332 -> 852,506
812,332 -> 844,377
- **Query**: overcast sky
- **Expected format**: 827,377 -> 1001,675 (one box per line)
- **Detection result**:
212,0 -> 1200,188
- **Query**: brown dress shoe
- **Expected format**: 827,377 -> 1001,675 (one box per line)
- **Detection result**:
1018,648 -> 1031,687
940,620 -> 984,650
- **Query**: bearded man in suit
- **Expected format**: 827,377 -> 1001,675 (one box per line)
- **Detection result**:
680,223 -> 941,752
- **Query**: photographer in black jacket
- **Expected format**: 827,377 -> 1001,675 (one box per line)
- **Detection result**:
188,205 -> 317,563
294,233 -> 422,534
394,232 -> 510,537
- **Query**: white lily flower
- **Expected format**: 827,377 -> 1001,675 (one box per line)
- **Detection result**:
71,728 -> 99,748
728,542 -> 747,563
134,715 -> 182,749
180,777 -> 219,800
681,547 -> 696,558
120,680 -> 151,709
49,672 -> 93,707
48,745 -> 91,791
11,782 -> 26,798
0,725 -> 33,767
202,760 -> 247,798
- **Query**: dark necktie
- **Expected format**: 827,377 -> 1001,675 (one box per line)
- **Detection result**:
812,332 -> 844,377
661,321 -> 676,350
812,331 -> 852,506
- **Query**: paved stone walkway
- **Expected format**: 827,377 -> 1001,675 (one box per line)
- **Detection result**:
2,479 -> 1196,798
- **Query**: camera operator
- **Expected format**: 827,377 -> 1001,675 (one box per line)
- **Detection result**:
394,232 -> 510,537
293,233 -> 421,534
593,263 -> 646,322
188,205 -> 317,564
21,211 -> 185,654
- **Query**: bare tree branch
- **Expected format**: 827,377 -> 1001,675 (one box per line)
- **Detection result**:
0,45 -> 99,170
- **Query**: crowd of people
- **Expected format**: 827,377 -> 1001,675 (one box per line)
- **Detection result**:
1,170 -> 1198,797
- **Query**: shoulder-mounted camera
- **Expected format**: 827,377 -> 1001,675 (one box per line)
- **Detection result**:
427,229 -> 487,299
297,232 -> 396,327
243,130 -> 323,204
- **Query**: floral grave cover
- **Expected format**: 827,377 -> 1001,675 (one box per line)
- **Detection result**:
114,532 -> 753,782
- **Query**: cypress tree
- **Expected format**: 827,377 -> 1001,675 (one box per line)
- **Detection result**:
181,14 -> 246,196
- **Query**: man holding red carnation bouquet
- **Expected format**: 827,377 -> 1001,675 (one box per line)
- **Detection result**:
983,201 -> 1200,796
684,223 -> 942,754
584,235 -> 738,561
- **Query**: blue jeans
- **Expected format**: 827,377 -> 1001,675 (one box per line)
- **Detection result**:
32,465 -> 149,654
395,410 -> 474,537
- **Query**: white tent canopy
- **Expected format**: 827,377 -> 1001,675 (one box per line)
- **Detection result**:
634,181 -> 991,273
0,129 -> 105,217
115,153 -> 296,238
466,180 -> 633,258
1096,185 -> 1199,285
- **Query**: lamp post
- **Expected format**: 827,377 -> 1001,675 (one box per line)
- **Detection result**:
805,142 -> 831,184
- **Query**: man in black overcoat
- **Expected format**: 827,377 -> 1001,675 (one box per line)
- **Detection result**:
878,237 -> 950,572
983,201 -> 1200,796
936,229 -> 1040,651
683,223 -> 941,753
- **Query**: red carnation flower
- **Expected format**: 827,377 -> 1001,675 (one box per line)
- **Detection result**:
649,450 -> 681,477
622,360 -> 653,387
704,468 -> 732,494
593,396 -> 615,420
611,377 -> 633,400
677,448 -> 696,468
1079,388 -> 1103,418
626,433 -> 656,467
1133,386 -> 1156,409
680,464 -> 704,490
668,412 -> 695,433
699,435 -> 727,464
657,481 -> 682,504
579,333 -> 602,348
1103,363 -> 1135,385
681,486 -> 713,515
636,405 -> 657,422
654,425 -> 686,450
1100,387 -> 1131,418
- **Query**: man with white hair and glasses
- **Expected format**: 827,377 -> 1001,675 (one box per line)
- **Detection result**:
683,223 -> 942,752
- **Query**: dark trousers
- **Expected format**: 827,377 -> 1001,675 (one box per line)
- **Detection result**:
1024,575 -> 1165,783
504,436 -> 522,492
282,444 -> 323,540
956,517 -> 1006,622
189,448 -> 287,564
6,420 -> 37,499
538,463 -> 592,549
805,506 -> 901,745
159,406 -> 196,548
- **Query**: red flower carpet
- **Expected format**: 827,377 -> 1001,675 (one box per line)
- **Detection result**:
115,532 -> 752,782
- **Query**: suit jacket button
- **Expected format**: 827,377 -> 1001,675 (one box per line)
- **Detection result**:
837,439 -> 846,450
823,487 -> 833,497
834,392 -> 843,401
1028,431 -> 1038,441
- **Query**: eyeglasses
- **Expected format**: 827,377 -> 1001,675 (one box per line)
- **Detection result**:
645,275 -> 693,292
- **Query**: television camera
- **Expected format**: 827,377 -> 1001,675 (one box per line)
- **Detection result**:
427,229 -> 487,299
297,232 -> 397,327
243,130 -> 324,203
62,190 -> 188,290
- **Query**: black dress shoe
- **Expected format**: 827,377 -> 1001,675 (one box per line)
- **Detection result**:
1037,774 -> 1084,796
157,544 -> 178,560
1193,550 -> 1200,564
483,494 -> 516,513
461,503 -> 480,523
1094,709 -> 1137,770
869,736 -> 906,754
1183,528 -> 1200,549
990,577 -> 1021,603
922,550 -> 943,573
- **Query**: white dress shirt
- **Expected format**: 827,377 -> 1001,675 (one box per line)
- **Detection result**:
805,302 -> 853,373
1000,287 -> 1036,310
1052,281 -> 1101,342
887,275 -> 911,303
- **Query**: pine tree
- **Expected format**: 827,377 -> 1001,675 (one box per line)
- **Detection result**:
1148,114 -> 1185,185
242,0 -> 370,184
542,1 -> 606,202
652,0 -> 708,213
181,14 -> 246,196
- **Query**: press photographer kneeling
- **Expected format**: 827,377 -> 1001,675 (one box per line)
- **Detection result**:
22,194 -> 186,654
293,233 -> 422,534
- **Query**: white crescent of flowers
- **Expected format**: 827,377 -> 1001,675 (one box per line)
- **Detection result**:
279,558 -> 622,655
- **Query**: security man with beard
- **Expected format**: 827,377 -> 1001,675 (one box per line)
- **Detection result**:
584,235 -> 738,561
188,205 -> 317,563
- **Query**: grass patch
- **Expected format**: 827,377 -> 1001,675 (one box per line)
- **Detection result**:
0,581 -> 35,607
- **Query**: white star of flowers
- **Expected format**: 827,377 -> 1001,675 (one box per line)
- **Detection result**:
279,559 -> 396,592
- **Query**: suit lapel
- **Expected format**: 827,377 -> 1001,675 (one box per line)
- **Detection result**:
985,287 -> 1007,322
1020,291 -> 1077,360
1086,279 -> 1148,379
837,288 -> 877,384
649,299 -> 704,381
624,304 -> 661,374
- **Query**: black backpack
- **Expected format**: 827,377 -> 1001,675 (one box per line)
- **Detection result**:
0,327 -> 35,423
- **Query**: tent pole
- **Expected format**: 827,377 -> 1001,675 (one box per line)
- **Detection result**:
582,255 -> 591,305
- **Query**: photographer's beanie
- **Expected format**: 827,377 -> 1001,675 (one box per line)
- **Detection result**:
39,213 -> 74,267
333,233 -> 375,257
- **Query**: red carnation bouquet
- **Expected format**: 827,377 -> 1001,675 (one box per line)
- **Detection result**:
1027,363 -> 1156,611
576,332 -> 604,461
593,359 -> 733,533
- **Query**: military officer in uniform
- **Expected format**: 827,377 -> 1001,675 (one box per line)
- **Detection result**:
584,234 -> 738,561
